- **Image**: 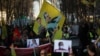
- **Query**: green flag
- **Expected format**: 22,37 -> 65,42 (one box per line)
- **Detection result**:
1,18 -> 7,40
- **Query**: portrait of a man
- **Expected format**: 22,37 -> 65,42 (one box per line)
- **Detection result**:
54,40 -> 72,53
27,39 -> 39,48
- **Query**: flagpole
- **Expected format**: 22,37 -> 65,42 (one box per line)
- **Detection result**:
34,48 -> 36,56
61,52 -> 64,56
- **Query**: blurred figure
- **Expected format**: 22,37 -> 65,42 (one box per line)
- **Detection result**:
71,23 -> 79,36
32,47 -> 40,56
87,43 -> 97,56
39,26 -> 47,38
12,26 -> 21,41
12,28 -> 22,47
20,34 -> 28,47
40,49 -> 47,56
68,47 -> 77,56
78,21 -> 91,54
40,37 -> 49,45
62,25 -> 70,39
94,37 -> 100,56
28,30 -> 37,39
4,47 -> 11,56
13,37 -> 21,47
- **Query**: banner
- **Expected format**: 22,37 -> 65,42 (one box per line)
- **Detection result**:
33,0 -> 65,40
0,43 -> 51,56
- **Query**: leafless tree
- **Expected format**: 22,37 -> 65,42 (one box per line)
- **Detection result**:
0,0 -> 33,23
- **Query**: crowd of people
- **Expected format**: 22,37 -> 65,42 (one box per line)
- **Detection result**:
0,16 -> 100,56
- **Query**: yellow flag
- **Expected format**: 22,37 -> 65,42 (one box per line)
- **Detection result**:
81,0 -> 90,5
96,28 -> 100,36
33,21 -> 40,34
81,0 -> 95,7
38,0 -> 65,28
46,31 -> 49,37
11,44 -> 16,56
33,0 -> 65,40
1,18 -> 7,40
53,29 -> 62,41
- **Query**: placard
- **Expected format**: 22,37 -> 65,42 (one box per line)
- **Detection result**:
54,40 -> 72,53
27,39 -> 39,48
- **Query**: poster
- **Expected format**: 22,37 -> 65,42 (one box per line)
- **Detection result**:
54,40 -> 72,53
27,39 -> 39,48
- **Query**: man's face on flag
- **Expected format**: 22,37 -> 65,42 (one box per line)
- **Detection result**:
37,17 -> 41,24
44,12 -> 51,23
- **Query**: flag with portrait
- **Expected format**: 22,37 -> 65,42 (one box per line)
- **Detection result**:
33,0 -> 65,40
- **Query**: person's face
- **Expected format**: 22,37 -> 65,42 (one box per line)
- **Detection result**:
68,48 -> 74,56
40,50 -> 45,56
23,35 -> 27,40
68,54 -> 74,56
87,48 -> 95,56
59,42 -> 64,49
37,18 -> 41,24
38,19 -> 41,22
32,40 -> 37,44
30,31 -> 34,36
59,42 -> 63,46
4,49 -> 11,56
69,54 -> 74,56
44,13 -> 51,23
44,13 -> 48,19
23,30 -> 28,34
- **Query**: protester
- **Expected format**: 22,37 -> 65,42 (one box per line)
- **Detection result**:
87,43 -> 97,56
40,49 -> 47,56
78,21 -> 91,49
62,25 -> 70,39
20,34 -> 28,47
71,23 -> 79,36
1,15 -> 100,56
4,47 -> 11,56
28,30 -> 37,39
40,37 -> 49,45
68,48 -> 76,56
12,26 -> 21,41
